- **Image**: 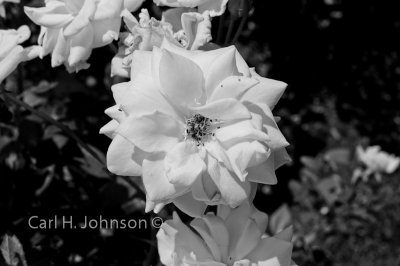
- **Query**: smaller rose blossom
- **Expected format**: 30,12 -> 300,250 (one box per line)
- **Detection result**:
157,202 -> 296,266
24,0 -> 144,73
0,25 -> 41,83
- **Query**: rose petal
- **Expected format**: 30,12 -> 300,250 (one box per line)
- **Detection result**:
215,120 -> 269,147
242,69 -> 288,110
117,111 -> 184,153
173,192 -> 207,217
91,18 -> 121,48
203,45 -> 239,98
99,120 -> 119,138
246,237 -> 293,266
244,102 -> 289,150
63,0 -> 96,37
24,4 -> 73,28
157,212 -> 214,266
192,172 -> 220,202
227,141 -> 271,179
246,155 -> 277,185
51,28 -> 69,67
142,154 -> 188,201
209,76 -> 259,102
181,12 -> 212,50
106,134 -> 142,176
190,98 -> 251,121
159,49 -> 204,107
68,24 -> 94,66
165,142 -> 206,187
124,0 -> 145,12
206,154 -> 250,208
191,218 -> 223,261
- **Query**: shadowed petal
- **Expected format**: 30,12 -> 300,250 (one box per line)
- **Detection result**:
242,69 -> 288,110
173,192 -> 207,217
142,155 -> 188,201
206,154 -> 250,207
106,134 -> 142,176
68,24 -> 94,66
117,111 -> 184,153
165,142 -> 206,187
246,237 -> 293,266
157,212 -> 214,266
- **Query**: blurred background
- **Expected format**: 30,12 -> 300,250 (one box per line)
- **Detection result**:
1,0 -> 400,265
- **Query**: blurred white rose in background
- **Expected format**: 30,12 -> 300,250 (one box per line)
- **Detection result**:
353,145 -> 400,182
0,25 -> 40,83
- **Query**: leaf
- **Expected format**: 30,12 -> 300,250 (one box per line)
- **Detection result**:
269,204 -> 292,235
75,144 -> 109,178
300,156 -> 321,171
324,148 -> 351,165
316,175 -> 341,204
0,234 -> 28,266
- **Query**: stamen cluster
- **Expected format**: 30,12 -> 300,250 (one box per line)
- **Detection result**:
185,114 -> 215,145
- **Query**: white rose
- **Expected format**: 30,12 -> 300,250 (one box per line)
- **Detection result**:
24,0 -> 144,72
101,39 -> 289,216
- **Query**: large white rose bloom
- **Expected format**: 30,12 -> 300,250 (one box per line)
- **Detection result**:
157,202 -> 296,266
24,0 -> 144,72
101,39 -> 290,216
0,26 -> 41,83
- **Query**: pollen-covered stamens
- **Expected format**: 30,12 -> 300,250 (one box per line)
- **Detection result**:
184,114 -> 220,145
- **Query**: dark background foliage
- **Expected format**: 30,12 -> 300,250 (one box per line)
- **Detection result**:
1,0 -> 399,265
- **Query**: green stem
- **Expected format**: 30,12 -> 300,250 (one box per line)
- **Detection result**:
224,16 -> 236,46
231,11 -> 249,45
0,90 -> 105,166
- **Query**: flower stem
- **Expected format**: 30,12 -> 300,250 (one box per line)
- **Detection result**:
224,16 -> 236,46
231,11 -> 249,45
0,89 -> 105,166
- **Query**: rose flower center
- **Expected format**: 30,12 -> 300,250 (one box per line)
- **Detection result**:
185,114 -> 219,146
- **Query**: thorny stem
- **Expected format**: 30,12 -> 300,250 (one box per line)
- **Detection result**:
0,89 -> 105,166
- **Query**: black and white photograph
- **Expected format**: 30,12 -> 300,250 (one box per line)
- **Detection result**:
0,1 -> 399,265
